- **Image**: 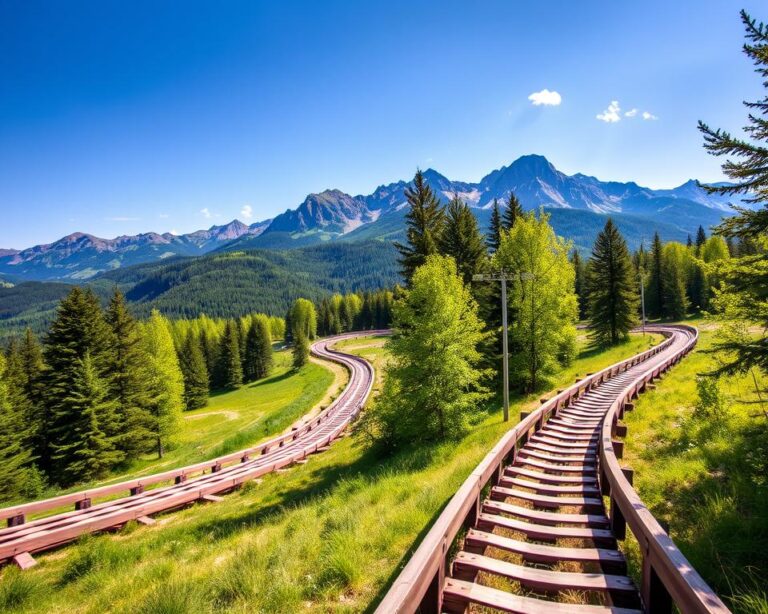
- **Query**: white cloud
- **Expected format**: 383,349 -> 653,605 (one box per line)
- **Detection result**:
624,108 -> 638,118
200,208 -> 212,219
528,89 -> 562,106
240,204 -> 253,220
642,111 -> 658,120
596,100 -> 622,123
106,216 -> 140,222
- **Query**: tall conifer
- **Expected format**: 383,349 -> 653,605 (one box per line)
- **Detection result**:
179,334 -> 209,410
439,196 -> 486,284
244,317 -> 273,381
502,191 -> 524,230
487,199 -> 503,252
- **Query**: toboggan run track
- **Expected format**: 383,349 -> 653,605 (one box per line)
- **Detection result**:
0,331 -> 382,570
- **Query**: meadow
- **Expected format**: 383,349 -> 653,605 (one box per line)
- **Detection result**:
0,331 -> 662,613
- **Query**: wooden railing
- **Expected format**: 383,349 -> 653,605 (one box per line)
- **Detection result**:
0,331 -> 382,528
376,325 -> 730,613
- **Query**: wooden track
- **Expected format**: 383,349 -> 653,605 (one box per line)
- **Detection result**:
377,325 -> 731,613
0,331 -> 382,568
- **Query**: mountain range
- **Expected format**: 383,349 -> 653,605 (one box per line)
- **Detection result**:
0,154 -> 738,282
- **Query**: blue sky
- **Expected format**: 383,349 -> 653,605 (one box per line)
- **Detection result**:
0,0 -> 764,248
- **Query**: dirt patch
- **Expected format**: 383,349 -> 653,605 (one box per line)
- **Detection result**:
184,410 -> 239,422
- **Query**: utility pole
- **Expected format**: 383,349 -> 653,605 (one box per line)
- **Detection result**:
473,271 -> 510,422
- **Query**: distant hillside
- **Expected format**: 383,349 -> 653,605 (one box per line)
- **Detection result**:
0,241 -> 400,339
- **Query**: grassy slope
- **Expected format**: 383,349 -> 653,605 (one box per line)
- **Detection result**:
13,349 -> 336,508
0,332 -> 662,613
620,320 -> 768,613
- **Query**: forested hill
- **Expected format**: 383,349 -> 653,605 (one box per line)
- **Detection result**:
0,241 -> 400,338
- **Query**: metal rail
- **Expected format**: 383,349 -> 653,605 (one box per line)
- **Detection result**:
0,331 -> 383,568
376,325 -> 730,613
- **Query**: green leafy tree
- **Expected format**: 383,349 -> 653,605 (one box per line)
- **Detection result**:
179,333 -> 209,410
662,243 -> 690,320
487,198 -> 503,252
439,196 -> 487,284
244,316 -> 273,381
365,255 -> 488,446
50,353 -> 122,486
502,191 -> 524,230
141,310 -> 184,458
292,331 -> 310,368
0,352 -> 35,500
105,289 -> 153,458
290,298 -> 317,340
571,249 -> 588,320
394,170 -> 445,282
586,219 -> 639,345
493,211 -> 577,391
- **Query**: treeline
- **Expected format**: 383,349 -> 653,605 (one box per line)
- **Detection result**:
315,289 -> 394,337
0,289 -> 283,498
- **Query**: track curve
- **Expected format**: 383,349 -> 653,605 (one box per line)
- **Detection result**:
378,325 -> 729,613
0,331 -> 383,568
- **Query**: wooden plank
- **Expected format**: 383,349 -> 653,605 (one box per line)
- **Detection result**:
442,578 -> 642,614
12,551 -> 36,570
477,512 -> 617,546
136,516 -> 155,526
498,476 -> 600,496
482,499 -> 609,527
452,551 -> 638,594
200,494 -> 224,503
505,466 -> 597,484
491,485 -> 603,510
464,528 -> 626,571
517,458 -> 597,474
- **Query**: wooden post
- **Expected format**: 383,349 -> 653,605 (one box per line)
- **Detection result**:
130,485 -> 144,496
175,474 -> 187,485
7,513 -> 25,528
75,498 -> 92,511
641,554 -> 673,614
612,440 -> 624,459
211,462 -> 222,473
420,555 -> 446,614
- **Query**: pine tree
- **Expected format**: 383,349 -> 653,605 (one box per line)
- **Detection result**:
215,320 -> 243,389
646,232 -> 665,319
487,199 -> 503,252
292,331 -> 310,368
179,334 -> 209,410
571,249 -> 588,320
141,311 -> 184,458
244,317 -> 273,381
439,196 -> 487,284
0,352 -> 35,500
43,287 -> 117,478
50,353 -> 122,486
695,225 -> 707,254
586,219 -> 639,345
394,169 -> 445,283
502,191 -> 524,230
105,289 -> 153,458
661,243 -> 690,320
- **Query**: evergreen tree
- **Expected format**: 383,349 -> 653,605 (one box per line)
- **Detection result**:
363,255 -> 488,446
502,191 -> 524,230
0,352 -> 35,500
662,243 -> 690,320
586,219 -> 639,345
244,316 -> 273,381
487,198 -> 503,252
494,211 -> 578,391
105,289 -> 153,458
439,196 -> 487,284
199,328 -> 217,383
646,232 -> 665,319
695,225 -> 707,254
141,311 -> 184,458
394,169 -> 445,283
292,331 -> 310,368
179,334 -> 209,410
571,249 -> 588,320
50,353 -> 121,486
43,287 -> 117,477
688,257 -> 707,312
215,320 -> 243,389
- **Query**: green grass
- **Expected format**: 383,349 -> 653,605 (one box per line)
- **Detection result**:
620,319 -> 768,614
0,332 -> 662,613
18,349 -> 337,504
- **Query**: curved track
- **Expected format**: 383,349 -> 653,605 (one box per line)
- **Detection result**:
379,325 -> 729,613
0,331 -> 381,568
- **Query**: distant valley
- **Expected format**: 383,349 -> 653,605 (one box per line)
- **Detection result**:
0,154 -> 738,283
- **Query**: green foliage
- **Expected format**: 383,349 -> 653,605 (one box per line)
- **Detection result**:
494,211 -> 577,391
487,198 -> 503,252
178,333 -> 209,410
215,320 -> 243,390
694,375 -> 727,421
365,255 -> 488,446
244,316 -> 273,382
292,331 -> 310,368
290,298 -> 317,341
571,249 -> 587,320
646,231 -> 665,318
586,219 -> 639,345
394,170 -> 445,283
141,310 -> 184,458
502,191 -> 524,230
662,242 -> 690,320
0,353 -> 35,499
439,196 -> 487,284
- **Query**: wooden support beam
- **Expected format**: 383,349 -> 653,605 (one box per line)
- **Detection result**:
200,494 -> 224,503
12,552 -> 36,570
136,516 -> 155,526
